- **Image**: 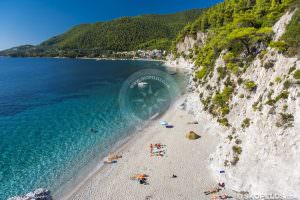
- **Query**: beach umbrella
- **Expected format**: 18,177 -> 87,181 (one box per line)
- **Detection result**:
186,131 -> 201,140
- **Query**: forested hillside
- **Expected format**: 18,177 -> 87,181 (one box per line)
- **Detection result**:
0,9 -> 203,57
174,0 -> 299,76
172,0 -> 299,131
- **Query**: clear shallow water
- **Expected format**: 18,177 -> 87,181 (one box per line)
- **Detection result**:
0,57 -> 187,199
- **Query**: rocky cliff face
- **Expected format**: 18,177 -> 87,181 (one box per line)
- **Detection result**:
176,32 -> 207,55
175,10 -> 300,198
165,32 -> 207,70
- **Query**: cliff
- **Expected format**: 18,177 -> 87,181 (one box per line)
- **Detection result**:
170,2 -> 300,198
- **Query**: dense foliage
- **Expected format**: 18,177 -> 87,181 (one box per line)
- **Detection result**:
281,0 -> 300,57
176,0 -> 296,126
174,0 -> 294,80
0,9 -> 203,57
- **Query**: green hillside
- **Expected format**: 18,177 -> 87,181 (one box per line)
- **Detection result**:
0,9 -> 203,57
173,0 -> 298,79
172,0 -> 298,122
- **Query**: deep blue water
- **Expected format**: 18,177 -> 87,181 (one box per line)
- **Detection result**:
0,57 -> 186,199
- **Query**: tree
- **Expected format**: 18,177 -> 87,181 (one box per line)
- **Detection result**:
227,27 -> 257,54
227,27 -> 273,55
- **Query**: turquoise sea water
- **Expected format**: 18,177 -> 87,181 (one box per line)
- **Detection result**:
0,57 -> 187,199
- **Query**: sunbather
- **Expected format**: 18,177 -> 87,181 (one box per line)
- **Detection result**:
131,173 -> 148,180
108,153 -> 122,160
219,194 -> 232,199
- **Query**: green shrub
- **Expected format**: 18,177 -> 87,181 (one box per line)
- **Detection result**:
283,80 -> 291,89
281,7 -> 300,57
221,106 -> 230,116
294,70 -> 300,79
276,113 -> 294,128
269,41 -> 288,52
266,99 -> 276,106
258,50 -> 267,60
223,52 -> 235,63
275,90 -> 289,102
232,145 -> 242,155
263,60 -> 275,69
231,156 -> 239,166
275,76 -> 281,83
244,80 -> 257,91
217,67 -> 227,81
201,96 -> 212,111
269,82 -> 274,86
228,135 -> 233,141
283,104 -> 288,112
241,118 -> 251,129
212,87 -> 233,113
252,101 -> 259,111
227,63 -> 240,75
239,94 -> 245,98
237,78 -> 243,85
218,118 -> 229,127
196,66 -> 207,79
288,65 -> 296,74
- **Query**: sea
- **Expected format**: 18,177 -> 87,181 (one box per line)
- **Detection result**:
0,57 -> 188,199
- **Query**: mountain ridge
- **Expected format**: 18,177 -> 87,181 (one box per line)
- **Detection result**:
0,9 -> 204,58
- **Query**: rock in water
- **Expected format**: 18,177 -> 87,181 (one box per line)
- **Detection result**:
8,188 -> 53,200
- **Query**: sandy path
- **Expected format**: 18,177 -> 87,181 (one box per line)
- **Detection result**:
64,103 -> 232,200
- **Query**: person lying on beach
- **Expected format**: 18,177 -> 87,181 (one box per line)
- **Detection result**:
103,153 -> 122,164
108,153 -> 122,160
130,173 -> 148,180
150,143 -> 166,156
131,173 -> 149,184
219,194 -> 232,199
204,187 -> 221,195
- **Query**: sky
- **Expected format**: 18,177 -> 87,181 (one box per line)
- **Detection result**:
0,0 -> 223,50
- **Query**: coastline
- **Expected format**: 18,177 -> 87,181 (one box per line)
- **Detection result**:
61,94 -> 235,200
0,55 -> 166,62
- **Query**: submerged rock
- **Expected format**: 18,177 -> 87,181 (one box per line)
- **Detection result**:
8,188 -> 53,200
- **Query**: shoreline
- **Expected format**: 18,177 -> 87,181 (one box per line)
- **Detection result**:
0,55 -> 166,62
52,63 -> 191,199
58,111 -> 164,200
57,95 -> 186,200
61,94 -> 235,200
